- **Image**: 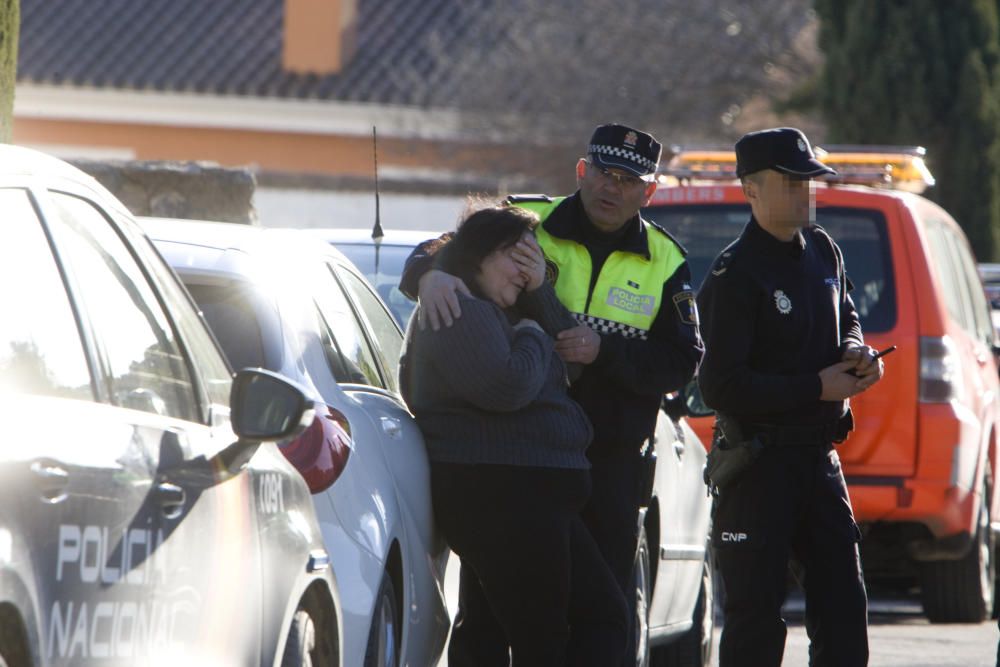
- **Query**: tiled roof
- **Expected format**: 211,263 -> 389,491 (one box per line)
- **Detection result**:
17,0 -> 815,142
17,0 -> 504,107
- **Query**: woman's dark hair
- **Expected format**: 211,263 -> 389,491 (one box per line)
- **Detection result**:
434,205 -> 539,295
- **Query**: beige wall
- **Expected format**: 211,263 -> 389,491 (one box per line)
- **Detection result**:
13,117 -> 523,179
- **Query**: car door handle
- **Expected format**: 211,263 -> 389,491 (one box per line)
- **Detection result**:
156,482 -> 186,520
30,460 -> 69,502
381,417 -> 402,439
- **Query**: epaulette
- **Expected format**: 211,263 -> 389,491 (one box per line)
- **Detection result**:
709,240 -> 741,277
644,218 -> 689,256
505,194 -> 553,204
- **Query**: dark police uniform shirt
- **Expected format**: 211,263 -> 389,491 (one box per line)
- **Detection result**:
696,216 -> 863,427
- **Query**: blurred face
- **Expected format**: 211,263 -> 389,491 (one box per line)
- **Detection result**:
743,170 -> 814,233
576,159 -> 658,232
476,247 -> 528,308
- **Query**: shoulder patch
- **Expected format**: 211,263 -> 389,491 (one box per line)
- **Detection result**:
672,289 -> 699,326
643,218 -> 688,256
506,194 -> 553,205
709,240 -> 743,277
544,258 -> 559,285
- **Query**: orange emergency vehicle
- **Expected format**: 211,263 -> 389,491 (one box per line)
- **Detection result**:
648,147 -> 1000,623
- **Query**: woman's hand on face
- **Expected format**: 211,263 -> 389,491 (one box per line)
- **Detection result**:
510,234 -> 546,291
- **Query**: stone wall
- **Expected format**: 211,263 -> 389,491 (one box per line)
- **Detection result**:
70,159 -> 257,224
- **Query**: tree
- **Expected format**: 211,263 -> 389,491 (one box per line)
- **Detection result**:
0,0 -> 17,142
815,0 -> 1000,260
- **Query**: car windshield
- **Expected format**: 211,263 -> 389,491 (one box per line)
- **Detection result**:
643,204 -> 897,333
334,243 -> 416,327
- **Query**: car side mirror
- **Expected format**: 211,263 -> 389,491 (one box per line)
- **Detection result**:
680,379 -> 714,418
230,368 -> 315,443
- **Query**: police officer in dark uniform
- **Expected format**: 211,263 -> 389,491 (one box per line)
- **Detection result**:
697,127 -> 884,667
400,123 -> 704,666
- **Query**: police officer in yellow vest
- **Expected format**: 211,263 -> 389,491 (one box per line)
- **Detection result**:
400,123 -> 704,666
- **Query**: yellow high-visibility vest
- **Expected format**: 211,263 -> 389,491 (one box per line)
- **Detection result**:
513,197 -> 686,339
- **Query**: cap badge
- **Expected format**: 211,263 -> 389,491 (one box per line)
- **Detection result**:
797,138 -> 807,152
774,290 -> 792,315
624,131 -> 638,147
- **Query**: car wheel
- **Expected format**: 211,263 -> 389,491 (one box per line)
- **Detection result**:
0,612 -> 29,667
635,524 -> 652,667
364,572 -> 401,667
652,545 -> 714,667
281,608 -> 317,667
920,481 -> 995,623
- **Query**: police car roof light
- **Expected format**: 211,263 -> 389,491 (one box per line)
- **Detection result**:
659,148 -> 739,182
660,144 -> 935,194
812,145 -> 935,194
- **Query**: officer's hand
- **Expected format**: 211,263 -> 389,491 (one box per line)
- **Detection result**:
819,360 -> 865,401
417,269 -> 470,331
510,234 -> 546,291
842,345 -> 884,390
555,325 -> 599,365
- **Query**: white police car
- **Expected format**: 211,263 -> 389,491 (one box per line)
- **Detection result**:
142,220 -> 450,667
0,146 -> 342,667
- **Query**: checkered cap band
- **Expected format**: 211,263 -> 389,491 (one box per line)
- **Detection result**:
588,144 -> 658,173
574,312 -> 648,341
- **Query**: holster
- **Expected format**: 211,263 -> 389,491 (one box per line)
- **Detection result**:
702,413 -> 764,490
833,408 -> 855,443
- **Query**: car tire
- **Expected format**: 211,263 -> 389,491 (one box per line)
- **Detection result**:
635,524 -> 652,667
920,482 -> 995,623
364,571 -> 401,667
651,545 -> 714,667
281,608 -> 317,667
0,613 -> 29,667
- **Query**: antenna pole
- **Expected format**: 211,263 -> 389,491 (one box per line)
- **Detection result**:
372,126 -> 384,243
372,126 -> 384,279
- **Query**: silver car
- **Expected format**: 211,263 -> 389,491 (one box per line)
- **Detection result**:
321,227 -> 715,667
143,220 -> 450,667
0,146 -> 342,667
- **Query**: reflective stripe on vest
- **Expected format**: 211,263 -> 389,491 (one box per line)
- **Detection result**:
513,198 -> 686,338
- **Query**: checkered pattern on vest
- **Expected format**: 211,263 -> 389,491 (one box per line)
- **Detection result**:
588,143 -> 658,173
574,312 -> 649,340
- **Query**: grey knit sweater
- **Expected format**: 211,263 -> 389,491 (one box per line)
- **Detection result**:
400,290 -> 592,470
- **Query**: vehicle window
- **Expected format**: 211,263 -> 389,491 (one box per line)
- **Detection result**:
334,264 -> 403,392
945,226 -> 994,343
811,208 -> 897,333
641,205 -> 748,293
335,243 -> 417,327
183,282 -> 272,374
643,204 -> 897,333
124,232 -> 233,409
313,271 -> 384,388
45,192 -> 198,421
925,219 -> 975,334
0,189 -> 93,399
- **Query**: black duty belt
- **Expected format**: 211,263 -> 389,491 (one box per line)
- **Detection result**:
744,421 -> 839,447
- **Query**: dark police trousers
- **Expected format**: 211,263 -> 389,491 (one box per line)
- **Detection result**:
445,449 -> 641,667
432,461 -> 628,667
713,441 -> 868,667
